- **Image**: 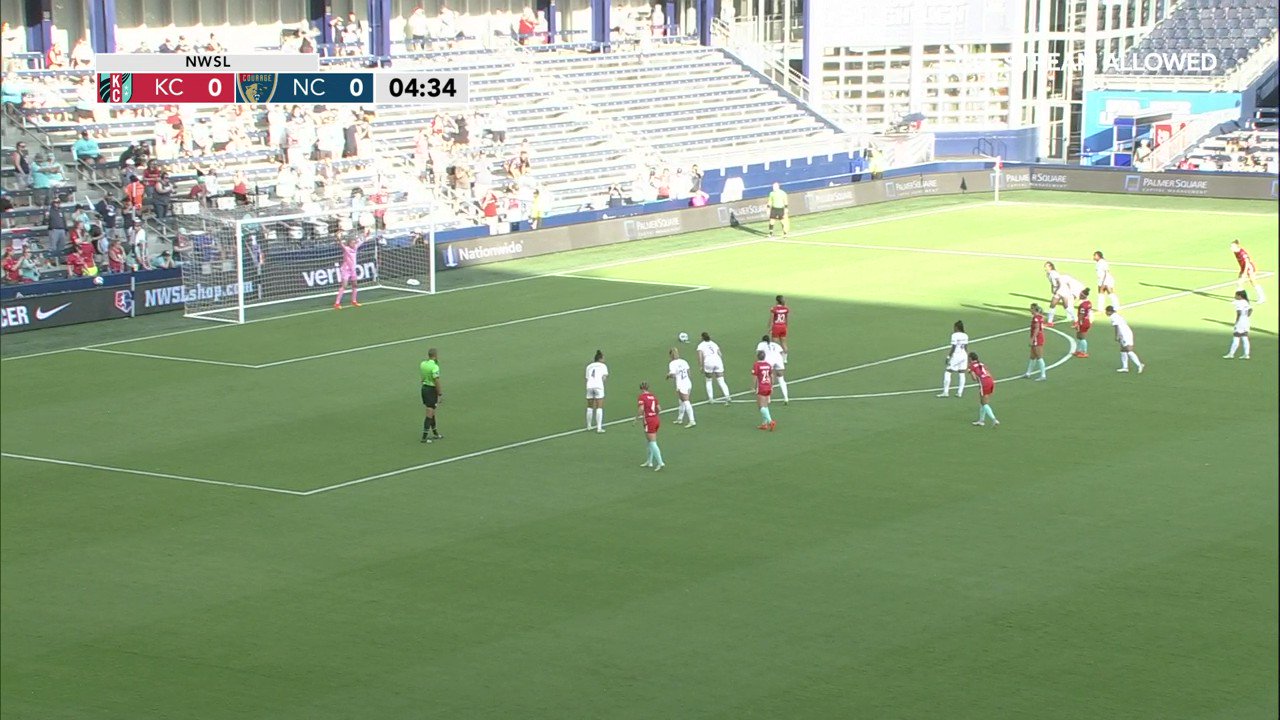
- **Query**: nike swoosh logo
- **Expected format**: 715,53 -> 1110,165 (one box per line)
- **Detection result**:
35,302 -> 72,320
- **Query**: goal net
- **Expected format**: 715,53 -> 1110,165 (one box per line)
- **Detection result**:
177,200 -> 439,323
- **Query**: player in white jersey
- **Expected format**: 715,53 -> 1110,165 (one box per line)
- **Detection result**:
1043,261 -> 1083,325
1093,250 -> 1119,311
1224,290 -> 1253,359
666,348 -> 697,426
1105,306 -> 1145,373
938,320 -> 969,397
756,335 -> 789,404
585,349 -> 609,432
696,331 -> 733,403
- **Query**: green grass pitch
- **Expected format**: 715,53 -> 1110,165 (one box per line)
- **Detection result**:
2,190 -> 1276,719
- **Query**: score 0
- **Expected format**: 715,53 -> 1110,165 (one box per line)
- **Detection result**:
374,73 -> 469,105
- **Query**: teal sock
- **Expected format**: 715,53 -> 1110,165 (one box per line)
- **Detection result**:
649,441 -> 663,465
1036,358 -> 1047,377
1026,360 -> 1035,375
977,406 -> 985,422
645,444 -> 654,464
761,406 -> 773,424
1079,338 -> 1088,353
984,405 -> 997,422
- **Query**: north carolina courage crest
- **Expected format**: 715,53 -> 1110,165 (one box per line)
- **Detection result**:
235,73 -> 278,104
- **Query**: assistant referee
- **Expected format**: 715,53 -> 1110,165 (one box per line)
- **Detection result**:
420,347 -> 443,443
767,181 -> 789,238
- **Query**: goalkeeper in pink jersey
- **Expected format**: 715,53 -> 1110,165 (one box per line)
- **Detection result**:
333,234 -> 364,309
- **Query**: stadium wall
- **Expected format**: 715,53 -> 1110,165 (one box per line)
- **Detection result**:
4,165 -> 1274,332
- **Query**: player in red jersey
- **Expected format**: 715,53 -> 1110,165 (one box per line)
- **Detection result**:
1230,239 -> 1266,303
751,350 -> 776,431
634,382 -> 664,471
1025,303 -> 1047,381
967,352 -> 1000,427
769,294 -> 790,359
1073,288 -> 1092,358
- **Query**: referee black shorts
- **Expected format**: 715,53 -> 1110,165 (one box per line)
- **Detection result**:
769,206 -> 786,220
421,385 -> 439,408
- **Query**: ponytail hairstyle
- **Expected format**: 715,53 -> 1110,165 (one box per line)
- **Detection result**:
954,320 -> 965,333
700,331 -> 711,342
593,349 -> 604,362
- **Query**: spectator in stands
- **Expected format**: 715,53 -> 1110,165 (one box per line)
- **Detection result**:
118,141 -> 141,168
95,196 -> 120,239
70,37 -> 93,68
488,105 -> 508,152
45,197 -> 69,253
45,41 -> 65,70
106,237 -> 126,273
152,172 -> 174,219
651,3 -> 666,36
479,187 -> 500,230
30,154 -> 64,207
131,226 -> 151,270
1133,139 -> 1152,171
71,130 -> 103,180
202,169 -> 222,198
120,197 -> 140,240
17,245 -> 39,282
275,163 -> 299,203
607,184 -> 624,208
439,4 -> 461,46
8,141 -> 31,190
158,37 -> 176,53
1,73 -> 28,108
152,249 -> 180,269
0,191 -> 13,225
1,246 -> 17,282
407,8 -> 430,51
231,170 -> 250,205
517,6 -> 537,44
142,159 -> 162,196
124,174 -> 145,209
534,10 -> 549,44
690,188 -> 709,207
689,164 -> 703,194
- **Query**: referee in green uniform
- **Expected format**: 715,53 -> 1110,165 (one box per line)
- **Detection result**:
767,182 -> 790,238
420,348 -> 443,443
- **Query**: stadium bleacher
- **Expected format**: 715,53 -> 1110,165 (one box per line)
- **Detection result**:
1170,109 -> 1280,171
1106,0 -> 1279,76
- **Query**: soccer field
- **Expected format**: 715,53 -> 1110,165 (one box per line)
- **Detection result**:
2,190 -> 1277,719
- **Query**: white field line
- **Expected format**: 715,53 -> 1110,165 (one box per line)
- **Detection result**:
0,201 -> 987,364
1126,272 -> 1273,307
300,323 -> 1029,496
252,286 -> 710,369
998,199 -> 1279,218
0,452 -> 306,496
306,272 -> 1244,495
82,347 -> 258,368
771,238 -> 1239,274
789,327 -> 1077,402
551,273 -> 706,288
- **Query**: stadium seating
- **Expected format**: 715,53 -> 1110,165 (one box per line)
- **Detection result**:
1106,0 -> 1279,76
1171,109 -> 1280,171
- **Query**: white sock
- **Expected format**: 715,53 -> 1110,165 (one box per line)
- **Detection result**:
675,404 -> 684,423
1256,286 -> 1266,303
1047,307 -> 1057,323
683,400 -> 695,423
586,408 -> 594,429
1066,300 -> 1074,319
941,371 -> 952,395
1110,293 -> 1120,309
1242,337 -> 1251,356
705,379 -> 714,402
778,376 -> 789,402
957,373 -> 966,396
717,377 -> 731,400
1127,351 -> 1143,369
1120,352 -> 1129,369
1228,337 -> 1240,356
595,408 -> 604,430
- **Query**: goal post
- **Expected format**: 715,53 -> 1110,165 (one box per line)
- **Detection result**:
178,200 -> 439,323
982,155 -> 1004,203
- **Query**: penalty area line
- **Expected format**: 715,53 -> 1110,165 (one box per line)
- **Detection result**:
0,452 -> 307,496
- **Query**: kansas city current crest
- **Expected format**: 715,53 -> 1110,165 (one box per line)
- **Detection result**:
98,73 -> 133,103
236,73 -> 278,104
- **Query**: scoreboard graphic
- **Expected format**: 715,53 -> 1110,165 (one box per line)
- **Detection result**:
92,54 -> 467,106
